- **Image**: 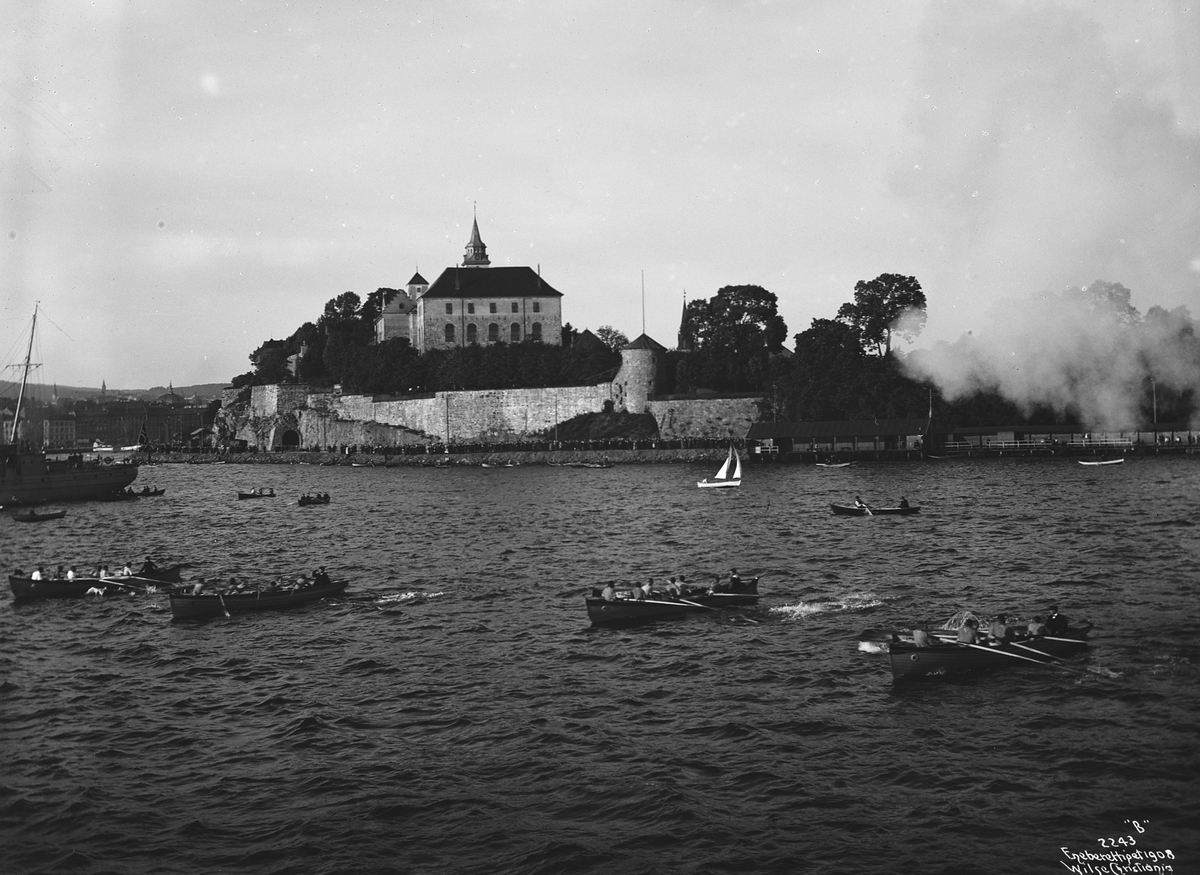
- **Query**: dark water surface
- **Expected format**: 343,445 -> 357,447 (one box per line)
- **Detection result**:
2,457 -> 1198,874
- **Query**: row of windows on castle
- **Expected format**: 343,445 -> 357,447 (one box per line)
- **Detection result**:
443,322 -> 545,343
443,301 -> 543,315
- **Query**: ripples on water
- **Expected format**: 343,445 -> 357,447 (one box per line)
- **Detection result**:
2,457 -> 1198,874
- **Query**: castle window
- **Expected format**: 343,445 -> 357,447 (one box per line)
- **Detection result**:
445,303 -> 453,315
511,302 -> 519,313
532,301 -> 541,313
445,324 -> 455,343
531,322 -> 542,341
489,302 -> 497,314
511,324 -> 521,343
466,323 -> 478,344
488,323 -> 499,342
467,303 -> 475,314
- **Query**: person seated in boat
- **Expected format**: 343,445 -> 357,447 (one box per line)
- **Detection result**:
138,556 -> 157,575
1025,615 -> 1048,637
267,487 -> 275,497
899,497 -> 910,509
1045,605 -> 1069,635
99,564 -> 111,579
956,618 -> 979,645
313,567 -> 330,586
911,625 -> 934,647
630,583 -> 645,601
600,582 -> 616,602
120,562 -> 133,576
191,578 -> 207,595
31,566 -> 44,580
640,577 -> 655,599
66,566 -> 77,581
729,568 -> 743,591
53,565 -> 66,579
854,496 -> 868,509
665,576 -> 681,598
987,614 -> 1013,645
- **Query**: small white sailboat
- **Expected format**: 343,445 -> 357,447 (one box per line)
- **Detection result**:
697,446 -> 742,488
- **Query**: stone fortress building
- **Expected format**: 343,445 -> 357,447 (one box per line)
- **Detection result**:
374,215 -> 564,353
222,213 -> 759,450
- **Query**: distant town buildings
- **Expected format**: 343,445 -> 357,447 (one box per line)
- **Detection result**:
374,215 -> 564,353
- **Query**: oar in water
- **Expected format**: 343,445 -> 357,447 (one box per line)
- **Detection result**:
678,598 -> 718,611
961,642 -> 1084,675
217,592 -> 231,619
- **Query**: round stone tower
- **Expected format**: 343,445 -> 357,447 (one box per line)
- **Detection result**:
616,334 -> 666,414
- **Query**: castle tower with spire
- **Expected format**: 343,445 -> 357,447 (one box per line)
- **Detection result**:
462,211 -> 490,266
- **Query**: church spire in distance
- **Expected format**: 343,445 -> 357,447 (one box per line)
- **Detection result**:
463,204 -> 490,266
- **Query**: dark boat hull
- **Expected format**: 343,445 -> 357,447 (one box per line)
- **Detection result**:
8,564 -> 184,600
238,492 -> 276,500
586,580 -> 760,626
831,503 -> 920,516
11,509 -> 67,522
298,496 -> 331,506
1,445 -> 138,504
169,580 -> 348,621
889,626 -> 1094,682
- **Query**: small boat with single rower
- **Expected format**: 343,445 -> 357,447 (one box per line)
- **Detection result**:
8,564 -> 185,600
586,578 -> 761,626
830,503 -> 920,516
11,508 -> 67,523
888,624 -> 1094,682
169,578 -> 348,621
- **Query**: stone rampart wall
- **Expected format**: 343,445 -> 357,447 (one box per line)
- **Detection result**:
649,397 -> 762,440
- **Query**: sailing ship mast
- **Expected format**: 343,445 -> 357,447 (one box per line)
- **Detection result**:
10,304 -> 39,443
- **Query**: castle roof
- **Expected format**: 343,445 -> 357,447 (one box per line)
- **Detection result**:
422,266 -> 564,300
623,333 -> 666,351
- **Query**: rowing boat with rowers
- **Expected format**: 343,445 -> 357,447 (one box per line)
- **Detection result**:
8,564 -> 185,600
830,503 -> 920,516
168,578 -> 348,621
886,625 -> 1094,682
586,578 -> 761,627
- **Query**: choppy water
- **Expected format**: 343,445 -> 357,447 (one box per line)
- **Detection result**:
2,457 -> 1198,874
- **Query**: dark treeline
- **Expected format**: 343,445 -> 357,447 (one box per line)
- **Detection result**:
231,277 -> 1196,429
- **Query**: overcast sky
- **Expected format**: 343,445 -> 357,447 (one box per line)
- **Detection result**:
3,0 -> 1198,391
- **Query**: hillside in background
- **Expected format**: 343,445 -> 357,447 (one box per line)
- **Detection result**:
0,382 -> 229,403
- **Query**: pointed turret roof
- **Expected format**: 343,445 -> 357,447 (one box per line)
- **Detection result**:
407,271 -> 428,286
463,214 -> 490,266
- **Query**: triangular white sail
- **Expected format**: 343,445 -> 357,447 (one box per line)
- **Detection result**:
697,445 -> 742,488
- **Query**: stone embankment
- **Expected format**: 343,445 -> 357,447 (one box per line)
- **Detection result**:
144,448 -> 732,467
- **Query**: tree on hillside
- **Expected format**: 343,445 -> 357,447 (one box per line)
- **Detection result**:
595,326 -> 630,351
837,273 -> 927,356
677,285 -> 788,391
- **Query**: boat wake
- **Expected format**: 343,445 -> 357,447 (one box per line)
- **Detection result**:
376,591 -> 445,605
771,592 -> 885,620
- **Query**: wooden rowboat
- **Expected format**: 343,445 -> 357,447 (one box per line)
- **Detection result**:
830,503 -> 920,516
888,625 -> 1094,682
11,508 -> 67,522
238,490 -> 276,499
586,578 -> 761,627
8,564 -> 185,600
169,578 -> 348,621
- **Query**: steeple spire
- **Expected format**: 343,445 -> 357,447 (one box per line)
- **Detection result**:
463,206 -> 490,266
